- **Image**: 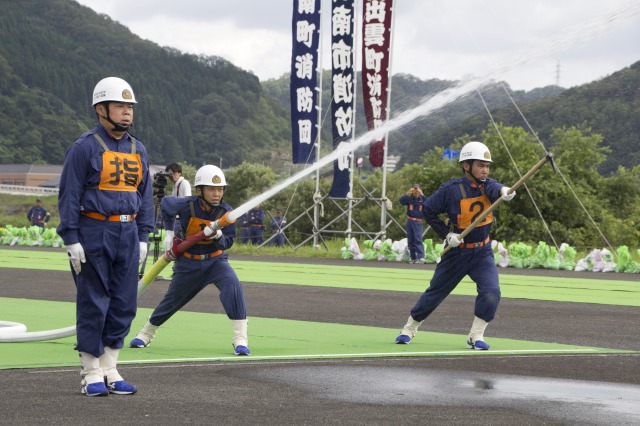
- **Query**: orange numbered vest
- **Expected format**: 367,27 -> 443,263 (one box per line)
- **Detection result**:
456,182 -> 492,230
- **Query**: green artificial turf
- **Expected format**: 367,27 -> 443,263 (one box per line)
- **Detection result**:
2,249 -> 637,306
0,298 -> 629,370
0,249 -> 638,370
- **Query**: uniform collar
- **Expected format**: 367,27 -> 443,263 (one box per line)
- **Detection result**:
462,174 -> 484,189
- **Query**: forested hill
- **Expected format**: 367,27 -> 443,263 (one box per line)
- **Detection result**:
0,0 -> 290,167
1,0 -> 637,175
263,72 -> 565,164
398,61 -> 640,174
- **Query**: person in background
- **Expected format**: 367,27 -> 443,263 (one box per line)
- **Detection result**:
268,208 -> 287,247
163,163 -> 191,245
129,165 -> 250,356
248,205 -> 264,245
165,163 -> 191,198
57,76 -> 154,397
239,213 -> 251,244
395,141 -> 515,351
399,184 -> 427,263
27,198 -> 51,229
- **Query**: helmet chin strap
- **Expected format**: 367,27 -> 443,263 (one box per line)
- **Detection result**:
465,161 -> 486,184
99,104 -> 131,132
197,191 -> 222,209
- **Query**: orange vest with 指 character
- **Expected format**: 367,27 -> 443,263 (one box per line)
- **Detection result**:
94,133 -> 142,192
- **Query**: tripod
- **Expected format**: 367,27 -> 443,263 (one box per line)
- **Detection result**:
139,178 -> 167,278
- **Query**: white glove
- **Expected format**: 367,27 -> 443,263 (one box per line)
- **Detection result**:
163,230 -> 174,250
446,232 -> 463,248
66,243 -> 86,275
500,186 -> 516,201
164,248 -> 178,262
203,221 -> 224,239
139,242 -> 148,265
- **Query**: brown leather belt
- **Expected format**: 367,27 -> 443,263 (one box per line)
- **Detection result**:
182,250 -> 223,260
460,236 -> 490,249
82,212 -> 136,222
407,216 -> 422,222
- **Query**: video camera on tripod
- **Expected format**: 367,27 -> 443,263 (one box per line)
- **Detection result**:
140,170 -> 174,278
152,170 -> 173,200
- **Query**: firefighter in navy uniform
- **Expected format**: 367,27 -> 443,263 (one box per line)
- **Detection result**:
268,208 -> 287,247
395,141 -> 515,350
129,165 -> 250,356
399,184 -> 427,263
239,213 -> 251,244
57,77 -> 154,396
27,199 -> 51,229
248,205 -> 264,244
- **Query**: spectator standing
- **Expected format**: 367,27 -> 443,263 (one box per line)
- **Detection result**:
27,199 -> 51,229
268,208 -> 287,247
165,163 -> 191,198
399,184 -> 427,263
239,213 -> 251,244
248,205 -> 264,244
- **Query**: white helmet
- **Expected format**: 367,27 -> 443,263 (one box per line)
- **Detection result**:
459,141 -> 492,163
195,165 -> 226,187
92,77 -> 137,106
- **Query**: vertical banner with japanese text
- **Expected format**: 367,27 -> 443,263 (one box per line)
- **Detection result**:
361,0 -> 393,168
329,0 -> 355,197
291,0 -> 322,164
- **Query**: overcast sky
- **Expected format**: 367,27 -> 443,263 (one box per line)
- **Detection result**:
74,0 -> 639,91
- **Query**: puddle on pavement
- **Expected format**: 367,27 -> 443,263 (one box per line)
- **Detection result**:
250,365 -> 640,425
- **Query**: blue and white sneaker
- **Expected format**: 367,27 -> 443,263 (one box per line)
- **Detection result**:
129,338 -> 148,348
107,380 -> 137,395
467,338 -> 490,351
234,345 -> 251,356
395,334 -> 412,344
82,381 -> 109,397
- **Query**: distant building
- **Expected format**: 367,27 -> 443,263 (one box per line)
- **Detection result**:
0,164 -> 63,187
0,164 -> 167,196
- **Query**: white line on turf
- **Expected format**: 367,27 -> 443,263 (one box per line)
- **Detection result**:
119,348 -> 604,364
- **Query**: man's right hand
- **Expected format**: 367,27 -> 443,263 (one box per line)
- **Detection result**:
164,248 -> 178,262
446,232 -> 463,248
66,243 -> 86,274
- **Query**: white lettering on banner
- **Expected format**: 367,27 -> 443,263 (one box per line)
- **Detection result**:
333,73 -> 353,103
370,97 -> 382,119
298,120 -> 312,144
332,5 -> 352,35
336,141 -> 351,170
296,86 -> 314,112
364,0 -> 386,22
334,106 -> 353,137
295,53 -> 315,79
366,73 -> 382,97
297,21 -> 317,47
298,0 -> 316,14
363,23 -> 386,46
364,48 -> 383,72
332,40 -> 352,70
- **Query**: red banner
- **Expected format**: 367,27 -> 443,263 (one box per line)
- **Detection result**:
361,0 -> 393,168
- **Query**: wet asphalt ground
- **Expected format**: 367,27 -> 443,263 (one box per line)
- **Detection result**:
1,250 -> 639,425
